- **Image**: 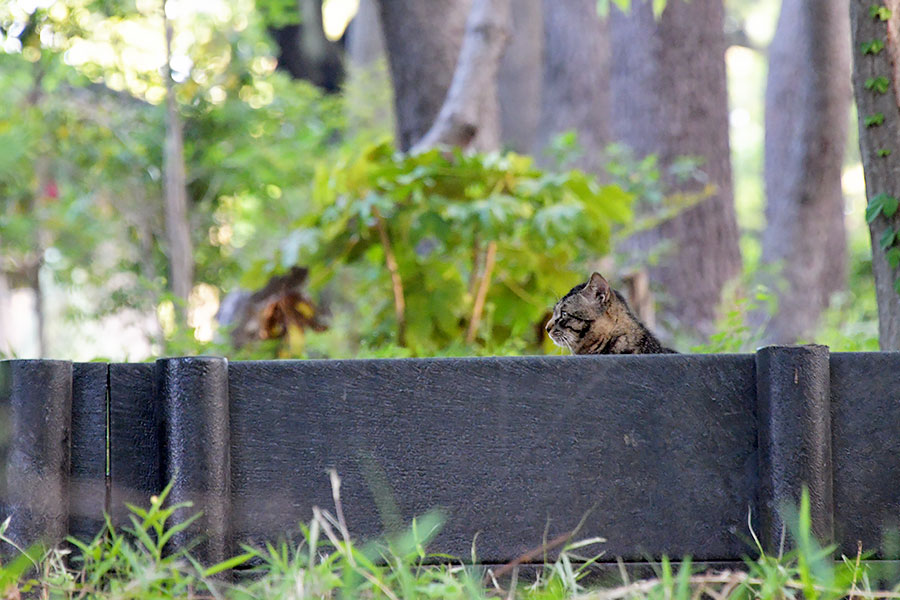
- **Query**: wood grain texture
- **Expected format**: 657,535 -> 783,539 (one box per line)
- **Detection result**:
228,354 -> 758,562
831,352 -> 900,556
0,360 -> 72,553
109,363 -> 160,525
70,363 -> 108,541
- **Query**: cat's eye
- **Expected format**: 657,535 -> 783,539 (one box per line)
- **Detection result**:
560,311 -> 568,318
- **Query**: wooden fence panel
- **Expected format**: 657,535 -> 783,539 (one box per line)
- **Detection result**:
6,347 -> 898,565
228,354 -> 759,563
831,352 -> 900,557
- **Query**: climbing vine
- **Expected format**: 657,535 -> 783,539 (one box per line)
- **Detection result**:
862,4 -> 900,293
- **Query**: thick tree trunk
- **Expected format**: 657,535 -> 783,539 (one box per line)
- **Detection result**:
534,0 -> 610,172
761,0 -> 850,344
851,0 -> 900,349
497,0 -> 542,152
163,4 -> 194,306
270,0 -> 344,91
610,0 -> 741,337
411,0 -> 509,152
378,0 -> 503,151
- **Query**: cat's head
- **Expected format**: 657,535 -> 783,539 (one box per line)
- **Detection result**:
545,272 -> 613,353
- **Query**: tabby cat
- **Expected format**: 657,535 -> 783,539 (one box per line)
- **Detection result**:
546,272 -> 677,355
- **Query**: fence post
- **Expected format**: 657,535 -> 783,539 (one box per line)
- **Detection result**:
70,363 -> 109,541
0,360 -> 72,554
755,345 -> 833,550
156,357 -> 231,565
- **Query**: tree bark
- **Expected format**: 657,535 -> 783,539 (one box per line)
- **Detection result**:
378,0 -> 479,151
610,0 -> 741,337
761,0 -> 850,344
0,273 -> 11,357
163,3 -> 194,306
851,0 -> 900,349
411,0 -> 510,152
534,0 -> 610,172
345,0 -> 395,134
497,0 -> 542,152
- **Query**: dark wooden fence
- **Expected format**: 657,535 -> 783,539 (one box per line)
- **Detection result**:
1,346 -> 898,566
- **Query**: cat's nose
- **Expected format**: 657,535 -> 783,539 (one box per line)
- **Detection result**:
545,319 -> 554,332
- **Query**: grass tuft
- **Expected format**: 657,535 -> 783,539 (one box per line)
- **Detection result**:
0,482 -> 897,599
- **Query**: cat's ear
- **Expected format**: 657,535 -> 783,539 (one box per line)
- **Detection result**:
584,272 -> 610,302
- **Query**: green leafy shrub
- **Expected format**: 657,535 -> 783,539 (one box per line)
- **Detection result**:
258,141 -> 636,356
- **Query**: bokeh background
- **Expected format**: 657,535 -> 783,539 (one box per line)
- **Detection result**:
0,0 -> 877,360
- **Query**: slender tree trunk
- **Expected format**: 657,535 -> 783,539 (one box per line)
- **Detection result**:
497,0 -> 542,152
534,0 -> 610,172
610,0 -> 741,337
27,263 -> 45,358
377,0 -> 471,150
851,0 -> 900,349
761,0 -> 850,344
345,0 -> 395,135
162,2 -> 194,306
0,273 -> 11,357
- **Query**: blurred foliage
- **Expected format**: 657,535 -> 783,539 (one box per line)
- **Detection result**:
286,142 -> 634,355
0,0 -> 643,359
0,0 -> 879,359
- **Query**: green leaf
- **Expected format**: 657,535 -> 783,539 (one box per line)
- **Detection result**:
886,247 -> 900,268
202,552 -> 255,577
868,194 -> 886,222
866,76 -> 891,94
878,148 -> 893,157
866,113 -> 886,127
870,4 -> 892,20
894,276 -> 900,294
881,227 -> 896,250
868,193 -> 898,222
862,39 -> 886,54
652,0 -> 667,18
596,0 -> 630,16
885,194 -> 900,218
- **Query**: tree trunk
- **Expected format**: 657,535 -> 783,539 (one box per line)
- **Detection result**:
163,3 -> 194,306
377,0 -> 471,150
345,0 -> 395,135
411,0 -> 509,152
609,0 -> 741,337
270,0 -> 345,91
761,0 -> 850,344
851,0 -> 900,349
534,0 -> 610,172
0,273 -> 11,357
497,0 -> 542,152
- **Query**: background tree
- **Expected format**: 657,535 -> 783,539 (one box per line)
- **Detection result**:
761,0 -> 850,344
497,0 -> 542,153
610,0 -> 742,338
534,0 -> 610,172
376,0 -> 471,150
162,0 -> 194,308
850,0 -> 900,350
344,0 -> 394,136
